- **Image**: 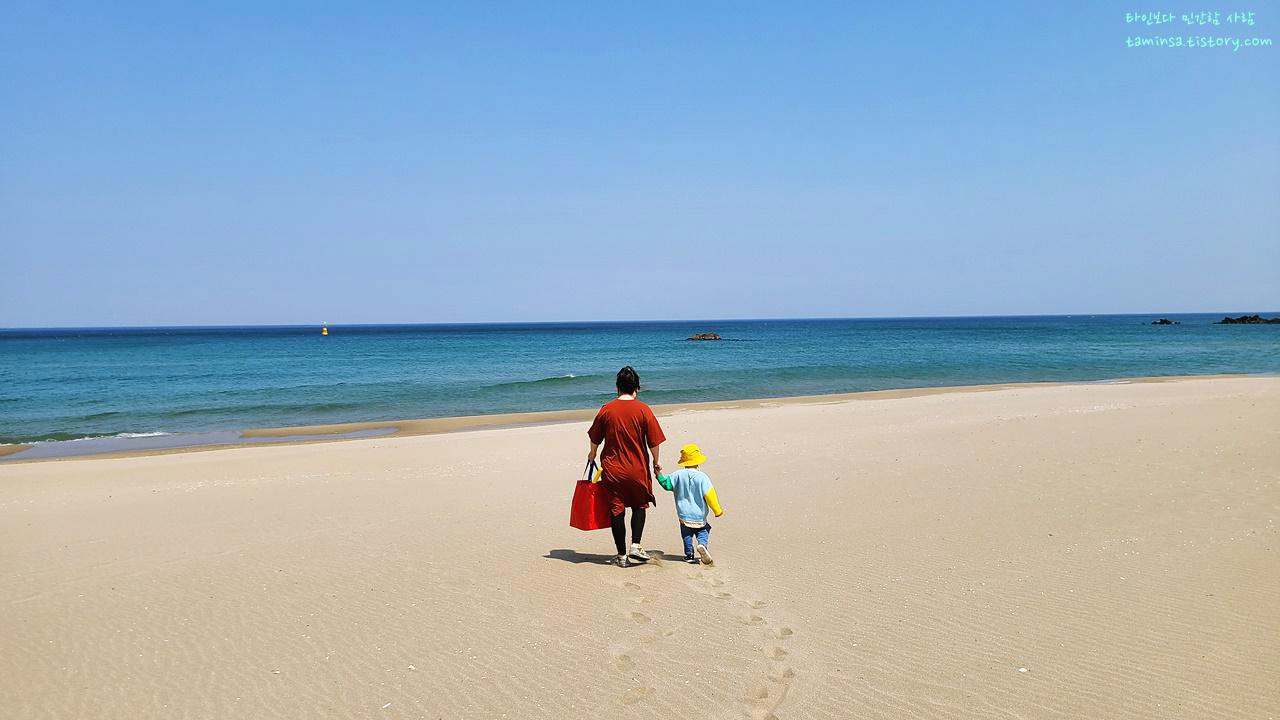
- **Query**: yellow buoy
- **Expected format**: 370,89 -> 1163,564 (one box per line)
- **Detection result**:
321,322 -> 329,336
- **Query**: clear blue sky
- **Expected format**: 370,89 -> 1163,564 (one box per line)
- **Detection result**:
2,2 -> 1277,327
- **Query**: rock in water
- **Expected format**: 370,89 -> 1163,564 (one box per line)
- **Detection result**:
1151,318 -> 1179,325
1215,315 -> 1280,324
687,332 -> 722,341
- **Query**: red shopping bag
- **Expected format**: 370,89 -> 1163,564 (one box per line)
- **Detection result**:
569,461 -> 611,531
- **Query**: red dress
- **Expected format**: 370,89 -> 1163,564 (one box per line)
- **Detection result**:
587,398 -> 667,516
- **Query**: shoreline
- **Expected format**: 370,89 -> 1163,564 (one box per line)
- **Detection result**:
0,372 -> 1261,464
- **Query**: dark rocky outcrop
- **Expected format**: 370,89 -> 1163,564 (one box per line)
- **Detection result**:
687,332 -> 722,341
1151,318 -> 1179,325
1215,315 -> 1280,324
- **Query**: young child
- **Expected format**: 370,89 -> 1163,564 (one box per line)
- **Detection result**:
657,443 -> 724,565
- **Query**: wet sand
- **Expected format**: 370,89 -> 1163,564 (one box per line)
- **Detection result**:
0,444 -> 32,458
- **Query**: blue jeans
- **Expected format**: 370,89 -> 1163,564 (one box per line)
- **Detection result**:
680,523 -> 710,559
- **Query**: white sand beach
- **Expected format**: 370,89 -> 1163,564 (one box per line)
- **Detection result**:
2,376 -> 1277,719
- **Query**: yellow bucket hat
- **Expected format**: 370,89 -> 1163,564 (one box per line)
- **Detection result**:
677,443 -> 707,467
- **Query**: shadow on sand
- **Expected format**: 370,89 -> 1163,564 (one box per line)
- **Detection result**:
544,549 -> 614,564
544,548 -> 675,564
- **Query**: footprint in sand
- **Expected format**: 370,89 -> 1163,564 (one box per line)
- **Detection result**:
667,561 -> 795,719
622,581 -> 641,590
613,654 -> 635,672
618,686 -> 654,705
630,611 -> 651,623
665,566 -> 796,720
641,626 -> 676,645
755,659 -> 797,717
748,707 -> 781,720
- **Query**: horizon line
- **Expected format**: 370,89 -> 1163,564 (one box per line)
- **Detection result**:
3,310 -> 1277,332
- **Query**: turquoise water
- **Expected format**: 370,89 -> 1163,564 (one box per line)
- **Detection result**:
1,315 -> 1277,450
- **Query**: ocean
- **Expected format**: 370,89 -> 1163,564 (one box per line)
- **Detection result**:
2,314 -> 1277,459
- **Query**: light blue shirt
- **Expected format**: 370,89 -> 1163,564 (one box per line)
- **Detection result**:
664,468 -> 715,525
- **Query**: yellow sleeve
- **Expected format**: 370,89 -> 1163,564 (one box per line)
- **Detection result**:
704,487 -> 723,516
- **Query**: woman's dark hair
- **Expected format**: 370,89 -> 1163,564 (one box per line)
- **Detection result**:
616,366 -> 641,394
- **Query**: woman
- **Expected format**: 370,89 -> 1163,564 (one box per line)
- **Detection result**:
587,366 -> 666,567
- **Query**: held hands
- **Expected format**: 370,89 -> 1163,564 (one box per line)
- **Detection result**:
652,462 -> 662,477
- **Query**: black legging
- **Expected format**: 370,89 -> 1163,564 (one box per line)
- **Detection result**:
611,508 -> 646,555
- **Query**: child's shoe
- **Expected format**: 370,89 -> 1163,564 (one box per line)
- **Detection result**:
695,543 -> 714,566
614,554 -> 630,568
685,554 -> 698,563
629,544 -> 650,562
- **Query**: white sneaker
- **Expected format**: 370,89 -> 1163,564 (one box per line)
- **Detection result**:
629,544 -> 650,562
695,543 -> 713,566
